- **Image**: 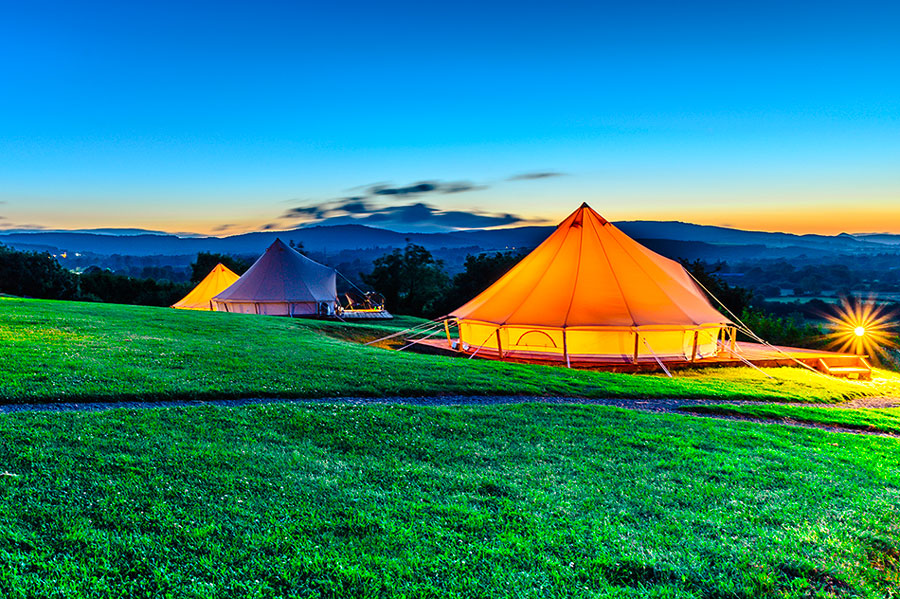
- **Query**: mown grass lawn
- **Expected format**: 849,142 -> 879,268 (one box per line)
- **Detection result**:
685,404 -> 900,435
0,403 -> 899,598
2,297 -> 899,404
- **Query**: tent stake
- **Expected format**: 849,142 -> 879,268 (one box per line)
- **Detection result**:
641,337 -> 673,378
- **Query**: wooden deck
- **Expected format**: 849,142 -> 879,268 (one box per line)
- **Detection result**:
409,338 -> 871,378
339,309 -> 394,320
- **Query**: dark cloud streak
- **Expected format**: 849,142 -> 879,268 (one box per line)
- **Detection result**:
280,201 -> 530,232
275,175 -> 543,232
508,171 -> 565,181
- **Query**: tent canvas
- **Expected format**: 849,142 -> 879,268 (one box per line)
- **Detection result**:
448,203 -> 733,363
171,263 -> 240,311
211,239 -> 337,316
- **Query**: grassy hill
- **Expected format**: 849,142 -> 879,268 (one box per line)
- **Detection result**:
3,297 -> 900,597
1,403 -> 899,598
2,297 -> 899,404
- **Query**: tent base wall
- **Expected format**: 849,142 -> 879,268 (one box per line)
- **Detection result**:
457,322 -> 724,362
407,338 -> 868,376
210,301 -> 336,317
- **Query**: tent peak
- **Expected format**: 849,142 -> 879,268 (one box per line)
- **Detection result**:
268,238 -> 297,253
571,202 -> 608,225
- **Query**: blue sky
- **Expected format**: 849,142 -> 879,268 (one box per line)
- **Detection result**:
1,0 -> 898,234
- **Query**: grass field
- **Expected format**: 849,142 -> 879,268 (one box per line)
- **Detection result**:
684,404 -> 900,435
2,297 -> 899,404
5,297 -> 900,597
1,403 -> 899,598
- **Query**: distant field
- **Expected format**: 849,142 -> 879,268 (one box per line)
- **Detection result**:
0,403 -> 898,598
2,297 -> 900,404
767,294 -> 900,304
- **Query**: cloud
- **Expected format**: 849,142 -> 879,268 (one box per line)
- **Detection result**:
508,171 -> 565,181
0,222 -> 46,230
372,182 -> 437,196
442,182 -> 488,194
281,205 -> 325,219
339,199 -> 373,214
211,223 -> 238,233
275,176 -> 540,232
280,198 -> 377,221
363,203 -> 523,230
369,180 -> 487,197
281,201 -> 530,232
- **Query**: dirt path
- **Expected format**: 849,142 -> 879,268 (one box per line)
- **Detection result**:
1,395 -> 898,437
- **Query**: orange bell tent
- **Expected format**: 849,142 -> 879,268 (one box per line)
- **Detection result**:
171,263 -> 240,311
448,203 -> 734,364
211,239 -> 338,316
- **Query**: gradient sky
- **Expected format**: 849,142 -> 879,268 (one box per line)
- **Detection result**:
1,0 -> 898,235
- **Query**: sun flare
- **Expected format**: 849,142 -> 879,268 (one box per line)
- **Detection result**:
825,298 -> 897,359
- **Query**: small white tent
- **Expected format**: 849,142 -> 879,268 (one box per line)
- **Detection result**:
211,239 -> 337,316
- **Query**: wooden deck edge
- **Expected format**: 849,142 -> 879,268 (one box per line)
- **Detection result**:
403,339 -> 866,375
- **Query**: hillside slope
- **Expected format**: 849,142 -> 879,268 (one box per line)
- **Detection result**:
1,297 -> 898,404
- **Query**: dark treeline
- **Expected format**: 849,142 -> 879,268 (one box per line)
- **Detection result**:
361,245 -> 524,318
189,252 -> 253,283
0,245 -> 80,300
0,245 -> 191,306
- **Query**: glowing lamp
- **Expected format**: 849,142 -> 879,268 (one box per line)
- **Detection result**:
854,326 -> 866,337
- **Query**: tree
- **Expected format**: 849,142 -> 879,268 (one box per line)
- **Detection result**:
362,244 -> 450,317
433,251 -> 523,315
78,269 -> 191,306
190,252 -> 252,283
680,259 -> 753,317
0,245 -> 79,300
288,239 -> 306,255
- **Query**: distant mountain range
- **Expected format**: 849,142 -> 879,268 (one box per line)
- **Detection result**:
2,221 -> 900,260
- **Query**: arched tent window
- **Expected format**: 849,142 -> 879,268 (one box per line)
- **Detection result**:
515,330 -> 557,348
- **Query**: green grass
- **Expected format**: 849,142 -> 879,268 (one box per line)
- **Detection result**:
2,297 -> 899,404
683,404 -> 900,435
1,403 -> 899,598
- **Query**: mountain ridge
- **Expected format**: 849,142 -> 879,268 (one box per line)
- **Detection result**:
1,221 -> 898,257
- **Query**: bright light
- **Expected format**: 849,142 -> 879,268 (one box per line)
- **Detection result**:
825,297 -> 896,359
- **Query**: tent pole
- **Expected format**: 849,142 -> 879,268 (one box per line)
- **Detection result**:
443,319 -> 452,349
496,328 -> 504,360
633,332 -> 640,364
730,326 -> 737,352
563,329 -> 570,368
691,330 -> 699,362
